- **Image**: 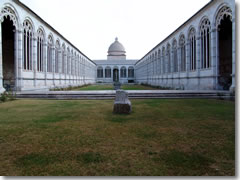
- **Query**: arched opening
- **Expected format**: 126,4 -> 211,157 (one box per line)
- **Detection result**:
2,16 -> 15,91
97,66 -> 103,78
120,66 -> 126,78
218,15 -> 232,90
113,68 -> 119,82
105,67 -> 111,78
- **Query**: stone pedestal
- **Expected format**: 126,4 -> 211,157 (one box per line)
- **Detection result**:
113,82 -> 121,90
113,90 -> 131,114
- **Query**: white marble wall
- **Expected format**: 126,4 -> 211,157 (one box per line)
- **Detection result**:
0,0 -> 96,92
135,0 -> 235,91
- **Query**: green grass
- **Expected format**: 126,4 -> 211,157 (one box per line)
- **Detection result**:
70,84 -> 159,91
0,99 -> 235,176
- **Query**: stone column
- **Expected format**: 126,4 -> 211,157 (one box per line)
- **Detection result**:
186,41 -> 190,89
64,52 -> 67,84
0,22 -> 5,93
17,30 -> 23,91
177,47 -> 181,87
230,18 -> 235,92
211,28 -> 217,90
196,36 -> 201,90
170,49 -> 174,88
52,47 -> 55,86
33,36 -> 37,87
14,30 -> 18,91
59,50 -> 62,84
69,54 -> 71,84
160,55 -> 163,85
43,43 -> 47,86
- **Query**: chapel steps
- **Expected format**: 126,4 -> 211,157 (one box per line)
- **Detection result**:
16,90 -> 234,100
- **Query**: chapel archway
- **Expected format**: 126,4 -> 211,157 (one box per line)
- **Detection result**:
113,68 -> 119,82
2,16 -> 15,91
217,7 -> 232,90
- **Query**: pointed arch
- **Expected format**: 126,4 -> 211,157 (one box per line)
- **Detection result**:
47,34 -> 54,72
37,27 -> 44,72
215,5 -> 232,27
0,5 -> 20,29
23,19 -> 34,71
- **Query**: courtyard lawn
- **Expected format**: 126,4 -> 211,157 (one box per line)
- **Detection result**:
0,99 -> 235,176
71,84 -> 159,91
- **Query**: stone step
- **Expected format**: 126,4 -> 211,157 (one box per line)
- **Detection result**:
16,91 -> 233,100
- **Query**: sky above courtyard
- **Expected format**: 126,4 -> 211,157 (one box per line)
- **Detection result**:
20,0 -> 215,60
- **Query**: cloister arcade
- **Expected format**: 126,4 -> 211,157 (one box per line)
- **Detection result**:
0,0 -> 235,92
135,0 -> 235,91
0,1 -> 96,93
97,65 -> 135,83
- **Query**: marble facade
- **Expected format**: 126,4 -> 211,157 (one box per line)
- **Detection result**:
0,0 -> 235,92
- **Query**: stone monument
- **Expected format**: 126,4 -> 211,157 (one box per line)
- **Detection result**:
113,90 -> 132,114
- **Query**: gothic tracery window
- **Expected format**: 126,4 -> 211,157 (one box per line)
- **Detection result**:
62,44 -> 65,74
23,20 -> 33,71
55,40 -> 60,73
188,28 -> 196,71
167,44 -> 171,73
162,47 -> 165,74
179,35 -> 186,72
200,18 -> 211,69
37,28 -> 44,72
67,48 -> 70,74
47,35 -> 53,72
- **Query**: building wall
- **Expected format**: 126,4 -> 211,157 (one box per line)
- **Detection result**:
0,0 -> 96,92
135,0 -> 235,91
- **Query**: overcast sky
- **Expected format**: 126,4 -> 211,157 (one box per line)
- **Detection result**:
20,0 -> 218,60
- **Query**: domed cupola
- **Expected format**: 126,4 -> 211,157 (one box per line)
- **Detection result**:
107,37 -> 126,60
